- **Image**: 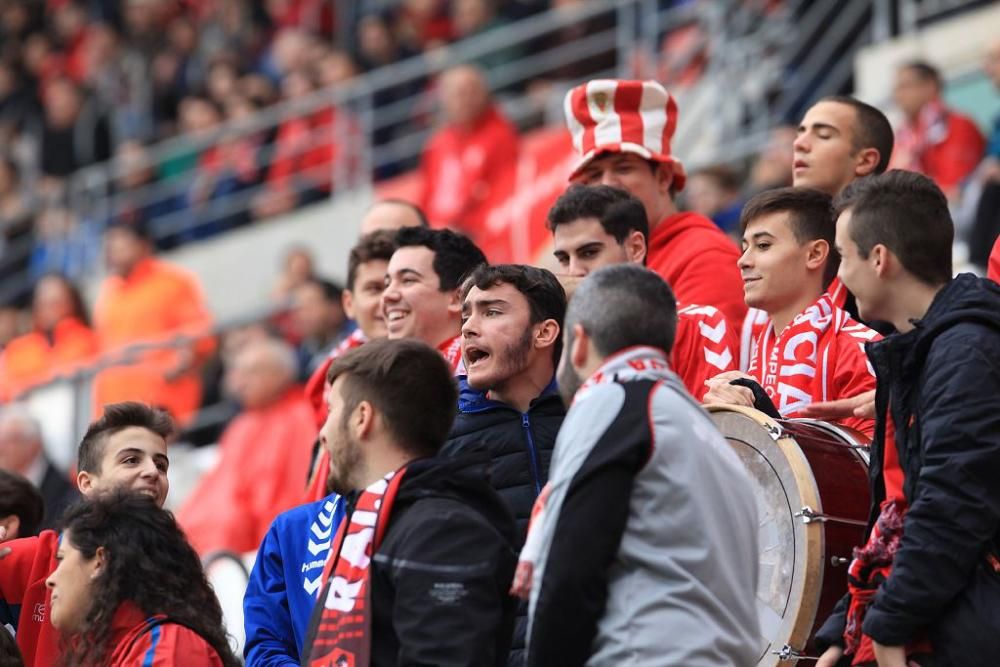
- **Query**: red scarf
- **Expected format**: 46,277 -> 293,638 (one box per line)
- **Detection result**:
893,98 -> 949,173
304,468 -> 407,667
437,335 -> 464,374
747,294 -> 838,416
843,498 -> 932,664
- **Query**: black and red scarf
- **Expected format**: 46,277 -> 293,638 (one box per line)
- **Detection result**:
304,468 -> 407,667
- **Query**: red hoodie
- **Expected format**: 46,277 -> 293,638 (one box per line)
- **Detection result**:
646,211 -> 746,332
0,531 -> 61,667
989,235 -> 1000,284
105,604 -> 224,666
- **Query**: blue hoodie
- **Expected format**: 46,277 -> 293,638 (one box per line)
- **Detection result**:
243,494 -> 345,666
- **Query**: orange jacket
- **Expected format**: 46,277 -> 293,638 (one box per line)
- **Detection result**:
91,258 -> 213,424
646,211 -> 747,333
0,317 -> 98,401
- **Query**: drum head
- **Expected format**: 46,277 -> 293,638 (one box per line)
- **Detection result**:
707,406 -> 824,667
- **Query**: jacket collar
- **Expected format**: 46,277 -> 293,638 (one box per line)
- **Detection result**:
457,375 -> 560,414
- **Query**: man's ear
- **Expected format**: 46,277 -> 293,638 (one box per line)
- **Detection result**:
0,515 -> 21,542
571,323 -> 590,371
625,230 -> 647,265
871,244 -> 891,277
77,469 -> 95,497
354,399 -> 376,440
854,147 -> 881,178
446,288 -> 463,316
806,239 -> 830,272
342,289 -> 356,320
534,320 -> 561,352
654,162 -> 674,197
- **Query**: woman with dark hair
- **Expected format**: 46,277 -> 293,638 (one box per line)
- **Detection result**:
0,273 -> 98,400
45,491 -> 239,666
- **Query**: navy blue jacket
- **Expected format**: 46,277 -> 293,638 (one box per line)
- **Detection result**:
817,274 -> 1000,666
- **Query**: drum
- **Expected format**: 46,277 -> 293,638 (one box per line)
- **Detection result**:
706,405 -> 871,666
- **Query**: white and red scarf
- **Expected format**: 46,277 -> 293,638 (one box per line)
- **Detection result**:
892,98 -> 949,173
747,294 -> 840,417
304,468 -> 407,667
438,335 -> 464,375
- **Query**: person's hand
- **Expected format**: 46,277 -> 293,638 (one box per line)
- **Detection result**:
800,389 -> 876,420
703,371 -> 755,407
872,641 -> 922,667
816,646 -> 844,667
556,274 -> 585,301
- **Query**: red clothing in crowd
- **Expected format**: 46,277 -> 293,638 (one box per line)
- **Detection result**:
646,211 -> 746,332
0,317 -> 98,401
988,235 -> 1000,283
672,304 -> 739,401
266,108 -> 344,195
304,329 -> 368,428
891,99 -> 986,198
0,530 -> 60,667
106,604 -> 225,666
419,105 -> 519,233
91,258 -> 213,424
745,297 -> 880,438
177,387 -> 315,555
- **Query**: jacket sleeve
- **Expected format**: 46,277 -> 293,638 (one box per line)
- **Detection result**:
243,524 -> 300,667
814,592 -> 850,652
832,331 -> 879,439
386,507 -> 516,667
862,337 -> 1000,645
527,387 -> 652,667
0,536 -> 42,628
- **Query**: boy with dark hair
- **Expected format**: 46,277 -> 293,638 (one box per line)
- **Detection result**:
704,187 -> 880,438
0,471 -> 44,541
814,170 -> 1000,666
0,402 -> 173,667
383,227 -> 487,371
547,184 -> 739,401
302,339 -> 517,667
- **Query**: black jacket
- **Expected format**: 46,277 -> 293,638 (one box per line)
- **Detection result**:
816,274 -> 1000,666
441,377 -> 565,540
440,377 -> 565,667
368,455 -> 518,667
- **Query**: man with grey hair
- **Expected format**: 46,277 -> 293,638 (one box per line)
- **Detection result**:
513,264 -> 760,666
0,406 -> 77,530
177,337 -> 317,555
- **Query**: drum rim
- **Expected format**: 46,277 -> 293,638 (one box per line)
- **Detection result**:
706,404 -> 826,663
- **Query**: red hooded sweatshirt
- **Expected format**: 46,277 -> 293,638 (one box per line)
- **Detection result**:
646,211 -> 746,332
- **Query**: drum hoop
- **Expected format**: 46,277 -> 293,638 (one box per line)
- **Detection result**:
785,418 -> 871,465
705,405 -> 826,659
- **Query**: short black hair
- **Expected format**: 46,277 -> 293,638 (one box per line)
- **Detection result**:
78,403 -> 174,474
0,470 -> 44,538
835,170 -> 953,286
327,338 -> 458,459
901,61 -> 942,87
300,276 -> 344,302
740,186 -> 839,285
462,264 -> 567,363
394,227 -> 487,291
567,265 -> 677,357
818,95 -> 894,175
346,230 -> 396,291
547,184 -> 649,243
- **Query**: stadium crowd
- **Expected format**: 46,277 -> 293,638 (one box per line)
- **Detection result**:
1,2 -> 1000,666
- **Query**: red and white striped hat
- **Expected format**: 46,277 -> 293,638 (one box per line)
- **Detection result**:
564,79 -> 686,191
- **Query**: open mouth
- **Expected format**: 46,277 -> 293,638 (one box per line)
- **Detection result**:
465,346 -> 491,367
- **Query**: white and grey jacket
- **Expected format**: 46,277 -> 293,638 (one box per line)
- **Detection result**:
525,347 -> 761,666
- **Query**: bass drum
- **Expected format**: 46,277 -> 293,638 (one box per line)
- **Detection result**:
706,405 -> 871,666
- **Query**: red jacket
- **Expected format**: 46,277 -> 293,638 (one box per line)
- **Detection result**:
892,101 -> 986,198
646,211 -> 746,332
106,604 -> 224,666
672,304 -> 739,401
0,530 -> 60,667
177,388 -> 316,555
419,106 -> 519,233
0,317 -> 98,401
989,235 -> 1000,284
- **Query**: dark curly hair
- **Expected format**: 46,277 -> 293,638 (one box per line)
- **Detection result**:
57,491 -> 239,667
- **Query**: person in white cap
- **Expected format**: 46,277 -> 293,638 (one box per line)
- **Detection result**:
564,79 -> 746,331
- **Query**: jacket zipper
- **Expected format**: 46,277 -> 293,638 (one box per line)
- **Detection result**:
522,413 -> 543,495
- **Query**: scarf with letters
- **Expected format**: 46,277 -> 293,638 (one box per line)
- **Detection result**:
303,468 -> 407,667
